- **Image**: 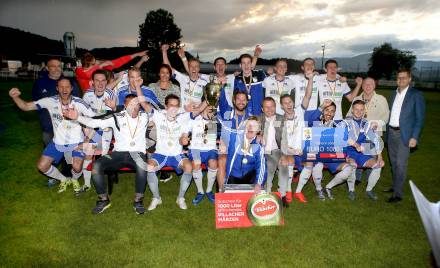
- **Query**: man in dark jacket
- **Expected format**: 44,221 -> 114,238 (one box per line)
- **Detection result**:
386,68 -> 425,202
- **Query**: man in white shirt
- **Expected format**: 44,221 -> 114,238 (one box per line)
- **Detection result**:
263,59 -> 295,115
80,69 -> 117,193
289,58 -> 320,110
63,94 -> 150,214
162,44 -> 208,112
316,59 -> 362,120
9,78 -> 95,194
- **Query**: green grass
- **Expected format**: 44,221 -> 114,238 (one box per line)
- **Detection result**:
0,81 -> 439,267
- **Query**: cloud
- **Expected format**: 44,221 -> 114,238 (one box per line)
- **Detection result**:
1,0 -> 439,61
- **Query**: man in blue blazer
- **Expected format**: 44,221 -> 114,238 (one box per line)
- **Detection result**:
386,68 -> 425,202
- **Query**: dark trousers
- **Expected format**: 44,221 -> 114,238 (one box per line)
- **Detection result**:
388,129 -> 410,198
92,151 -> 148,196
227,170 -> 256,184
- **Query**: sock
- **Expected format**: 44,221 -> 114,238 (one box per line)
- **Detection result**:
147,172 -> 160,199
347,165 -> 357,192
71,168 -> 82,180
312,163 -> 324,191
64,152 -> 72,165
295,167 -> 312,193
44,165 -> 67,182
326,165 -> 353,189
178,173 -> 192,198
287,165 -> 293,192
192,169 -> 204,194
366,167 -> 382,192
277,165 -> 289,196
82,160 -> 92,187
101,130 -> 112,155
206,168 -> 217,193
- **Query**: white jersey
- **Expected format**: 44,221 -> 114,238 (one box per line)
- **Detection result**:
82,88 -> 115,115
263,75 -> 295,115
150,110 -> 191,156
186,115 -> 217,151
77,110 -> 149,153
316,75 -> 351,120
173,70 -> 208,108
282,106 -> 305,155
289,74 -> 320,111
35,96 -> 95,145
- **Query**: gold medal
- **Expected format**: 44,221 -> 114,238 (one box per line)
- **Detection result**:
248,94 -> 252,100
242,158 -> 248,164
203,139 -> 208,144
168,141 -> 173,147
126,113 -> 140,148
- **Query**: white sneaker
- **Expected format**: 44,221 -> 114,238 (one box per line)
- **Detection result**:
176,197 -> 187,210
147,197 -> 162,211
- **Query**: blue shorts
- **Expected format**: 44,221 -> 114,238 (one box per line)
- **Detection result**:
150,153 -> 188,174
42,142 -> 84,164
89,130 -> 104,144
347,150 -> 372,167
326,162 -> 346,174
188,149 -> 218,166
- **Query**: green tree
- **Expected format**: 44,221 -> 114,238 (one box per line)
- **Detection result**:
368,43 -> 416,80
138,9 -> 182,72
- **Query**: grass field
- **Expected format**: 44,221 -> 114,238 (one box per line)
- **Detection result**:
0,81 -> 439,267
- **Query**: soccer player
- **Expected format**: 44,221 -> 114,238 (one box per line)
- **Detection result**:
294,100 -> 348,201
316,59 -> 362,120
32,58 -> 81,187
182,105 -> 218,205
262,59 -> 295,115
233,53 -> 266,116
289,58 -> 320,111
9,78 -> 95,194
63,94 -> 150,214
80,69 -> 117,193
162,44 -> 208,112
343,100 -> 385,200
217,91 -> 250,191
216,45 -> 261,117
225,116 -> 266,193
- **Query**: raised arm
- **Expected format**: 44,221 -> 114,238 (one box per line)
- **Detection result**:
134,54 -> 149,69
161,44 -> 175,71
178,47 -> 190,74
133,79 -> 153,113
252,45 -> 262,69
301,72 -> 315,109
9,88 -> 37,111
345,77 -> 363,102
63,106 -> 114,130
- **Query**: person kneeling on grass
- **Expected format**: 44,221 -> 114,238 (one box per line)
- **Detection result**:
343,100 -> 385,201
225,116 -> 267,193
63,94 -> 150,215
9,79 -> 96,194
